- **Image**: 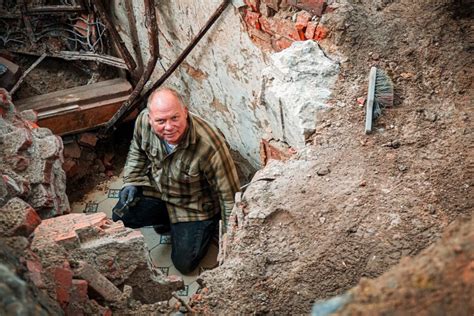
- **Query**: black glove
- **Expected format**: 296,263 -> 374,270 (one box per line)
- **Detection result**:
119,185 -> 138,205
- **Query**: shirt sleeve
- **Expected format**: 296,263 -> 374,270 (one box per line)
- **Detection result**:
123,112 -> 152,188
204,143 -> 240,232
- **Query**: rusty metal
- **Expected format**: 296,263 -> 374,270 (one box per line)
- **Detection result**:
112,0 -> 230,124
124,0 -> 144,83
101,0 -> 159,134
94,0 -> 137,72
24,5 -> 85,15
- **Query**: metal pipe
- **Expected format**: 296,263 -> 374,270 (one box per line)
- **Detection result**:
94,0 -> 137,72
101,0 -> 158,134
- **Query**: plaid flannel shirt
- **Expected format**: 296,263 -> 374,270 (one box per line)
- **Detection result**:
123,110 -> 240,229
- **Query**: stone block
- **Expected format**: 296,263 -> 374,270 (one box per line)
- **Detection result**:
37,135 -> 63,160
0,128 -> 32,155
78,133 -> 98,148
0,197 -> 41,237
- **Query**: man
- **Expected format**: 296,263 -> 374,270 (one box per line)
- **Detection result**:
112,87 -> 240,274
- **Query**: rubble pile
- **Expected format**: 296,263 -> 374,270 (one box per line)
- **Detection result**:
0,90 -> 178,314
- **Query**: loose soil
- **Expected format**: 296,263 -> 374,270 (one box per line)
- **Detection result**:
191,0 -> 473,313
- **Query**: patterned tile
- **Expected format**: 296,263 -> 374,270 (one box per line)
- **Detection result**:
176,285 -> 189,297
160,234 -> 172,244
108,189 -> 120,198
84,202 -> 98,213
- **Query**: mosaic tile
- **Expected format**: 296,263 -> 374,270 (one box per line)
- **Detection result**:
84,202 -> 98,213
107,189 -> 120,198
176,285 -> 189,297
158,267 -> 169,276
160,234 -> 172,244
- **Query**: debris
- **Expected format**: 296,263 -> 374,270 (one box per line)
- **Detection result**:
316,167 -> 330,176
9,53 -> 47,95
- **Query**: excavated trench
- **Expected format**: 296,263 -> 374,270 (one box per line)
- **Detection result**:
1,0 -> 473,314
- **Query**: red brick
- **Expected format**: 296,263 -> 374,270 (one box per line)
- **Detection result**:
26,258 -> 45,289
260,138 -> 295,165
73,261 -> 122,302
314,24 -> 329,40
259,16 -> 273,34
78,132 -> 98,148
288,0 -> 327,16
63,142 -> 82,159
269,18 -> 300,41
261,0 -> 280,10
62,159 -> 79,178
271,36 -> 293,51
245,0 -> 260,11
55,265 -> 73,308
71,279 -> 88,303
13,200 -> 42,237
305,21 -> 317,39
295,10 -> 312,31
244,10 -> 262,30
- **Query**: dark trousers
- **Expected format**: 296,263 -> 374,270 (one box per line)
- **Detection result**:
112,192 -> 218,274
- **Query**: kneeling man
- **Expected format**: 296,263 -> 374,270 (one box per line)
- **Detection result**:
113,87 -> 240,274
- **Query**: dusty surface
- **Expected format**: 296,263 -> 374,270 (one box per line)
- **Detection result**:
326,216 -> 474,315
191,0 -> 473,314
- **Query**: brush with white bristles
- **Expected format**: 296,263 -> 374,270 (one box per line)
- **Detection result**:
365,66 -> 394,134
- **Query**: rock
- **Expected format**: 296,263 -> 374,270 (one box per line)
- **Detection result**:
263,40 -> 339,149
63,142 -> 82,159
316,167 -> 330,176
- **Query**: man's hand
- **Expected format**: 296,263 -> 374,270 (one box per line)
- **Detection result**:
119,186 -> 138,205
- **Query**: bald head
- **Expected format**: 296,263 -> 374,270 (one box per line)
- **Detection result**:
147,88 -> 189,145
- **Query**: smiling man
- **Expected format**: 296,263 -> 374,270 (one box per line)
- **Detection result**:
112,87 -> 240,274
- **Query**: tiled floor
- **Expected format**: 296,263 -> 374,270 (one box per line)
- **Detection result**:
70,172 -> 218,303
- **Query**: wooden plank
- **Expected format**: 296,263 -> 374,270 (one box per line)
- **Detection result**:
37,95 -> 130,135
15,78 -> 132,112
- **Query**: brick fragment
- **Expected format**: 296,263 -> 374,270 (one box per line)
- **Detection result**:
63,142 -> 82,159
78,132 -> 98,148
55,264 -> 73,308
261,0 -> 281,11
244,0 -> 260,11
288,0 -> 327,16
244,10 -> 262,30
73,261 -> 122,302
271,36 -> 293,51
269,18 -> 300,41
295,10 -> 312,31
0,197 -> 41,237
62,158 -> 79,178
26,258 -> 45,289
314,24 -> 329,41
305,21 -> 317,39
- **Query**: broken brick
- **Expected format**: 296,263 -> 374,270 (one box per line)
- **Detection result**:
73,261 -> 122,302
55,264 -> 73,308
244,0 -> 260,11
288,0 -> 327,16
78,132 -> 98,148
269,18 -> 300,41
63,142 -> 82,159
262,0 -> 281,11
295,10 -> 312,31
305,21 -> 317,39
259,16 -> 273,34
271,36 -> 293,51
244,10 -> 262,30
314,24 -> 329,41
0,198 -> 41,237
26,258 -> 45,289
62,158 -> 79,178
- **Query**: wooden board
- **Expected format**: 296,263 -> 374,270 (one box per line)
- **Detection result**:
14,78 -> 134,135
15,78 -> 132,112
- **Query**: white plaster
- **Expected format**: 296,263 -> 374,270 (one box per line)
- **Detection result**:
263,40 -> 339,149
113,0 -> 269,167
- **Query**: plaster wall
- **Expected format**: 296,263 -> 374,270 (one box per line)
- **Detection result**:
113,0 -> 269,168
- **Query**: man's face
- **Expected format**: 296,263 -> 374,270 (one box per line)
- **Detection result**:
148,91 -> 188,145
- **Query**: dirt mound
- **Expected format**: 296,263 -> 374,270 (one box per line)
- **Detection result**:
191,0 -> 473,313
317,216 -> 473,315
